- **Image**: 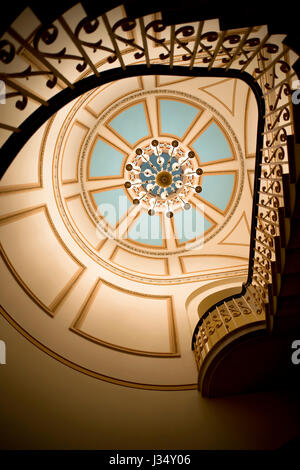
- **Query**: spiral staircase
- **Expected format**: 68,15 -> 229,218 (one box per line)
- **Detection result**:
1,0 -> 300,398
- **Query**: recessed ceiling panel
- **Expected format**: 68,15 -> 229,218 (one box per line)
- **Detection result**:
90,138 -> 125,177
128,210 -> 162,246
93,188 -> 130,227
109,102 -> 149,145
197,174 -> 235,213
192,122 -> 232,162
173,207 -> 212,243
160,99 -> 199,138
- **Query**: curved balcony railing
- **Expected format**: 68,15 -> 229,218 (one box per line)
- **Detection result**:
0,2 -> 299,384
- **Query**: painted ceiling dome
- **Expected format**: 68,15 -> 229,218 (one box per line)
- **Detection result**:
52,79 -> 248,283
0,4 -> 264,389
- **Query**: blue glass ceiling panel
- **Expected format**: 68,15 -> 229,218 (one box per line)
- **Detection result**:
160,100 -> 199,138
93,188 -> 130,227
193,122 -> 232,162
109,103 -> 149,145
198,173 -> 235,212
174,207 -> 211,243
128,210 -> 162,246
90,139 -> 124,177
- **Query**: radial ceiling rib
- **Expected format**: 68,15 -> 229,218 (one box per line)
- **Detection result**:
100,126 -> 133,155
0,188 -> 46,220
191,195 -> 224,225
127,208 -> 163,247
61,182 -> 81,199
163,214 -> 177,250
146,94 -> 160,137
85,177 -> 125,192
199,160 -> 238,172
97,237 -> 117,259
180,110 -> 204,147
183,110 -> 212,147
114,203 -> 142,240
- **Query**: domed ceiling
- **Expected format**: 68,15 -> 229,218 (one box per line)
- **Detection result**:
51,74 -> 253,283
0,67 -> 258,388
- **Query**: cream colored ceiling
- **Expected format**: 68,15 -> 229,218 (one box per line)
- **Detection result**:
0,3 -> 263,389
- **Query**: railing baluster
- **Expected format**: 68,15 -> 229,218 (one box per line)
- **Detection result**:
207,30 -> 226,71
7,26 -> 74,89
58,16 -> 100,77
225,27 -> 253,71
169,25 -> 175,69
102,13 -> 126,71
0,123 -> 20,132
263,71 -> 296,96
139,17 -> 150,68
240,32 -> 270,72
189,21 -> 203,70
0,75 -> 49,106
255,46 -> 290,81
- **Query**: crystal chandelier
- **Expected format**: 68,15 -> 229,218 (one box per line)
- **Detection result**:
124,139 -> 203,217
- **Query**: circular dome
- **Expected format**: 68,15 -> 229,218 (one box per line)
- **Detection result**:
53,87 -> 244,278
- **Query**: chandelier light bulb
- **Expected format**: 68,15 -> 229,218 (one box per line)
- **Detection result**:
161,190 -> 168,199
164,201 -> 174,218
143,168 -> 153,178
151,139 -> 161,156
148,198 -> 157,215
178,150 -> 195,167
175,180 -> 183,189
184,167 -> 203,176
124,178 -> 142,188
133,191 -> 147,205
184,183 -> 202,193
176,193 -> 191,210
146,183 -> 155,191
168,141 -> 178,158
172,162 -> 180,171
126,163 -> 140,173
